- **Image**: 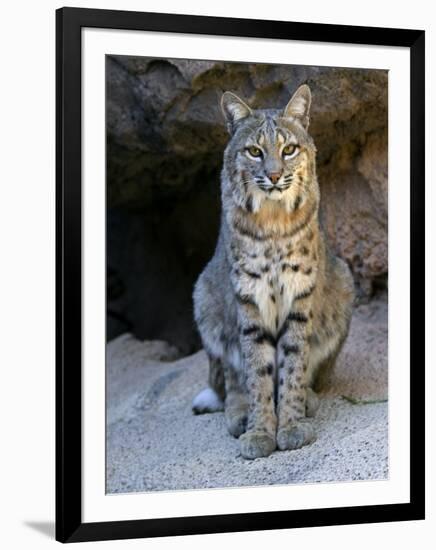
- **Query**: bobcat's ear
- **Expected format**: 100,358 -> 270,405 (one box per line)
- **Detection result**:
221,92 -> 252,134
283,84 -> 311,130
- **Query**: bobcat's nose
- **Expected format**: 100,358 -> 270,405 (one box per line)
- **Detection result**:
268,172 -> 282,185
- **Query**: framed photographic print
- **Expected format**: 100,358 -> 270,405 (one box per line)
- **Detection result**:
56,6 -> 425,543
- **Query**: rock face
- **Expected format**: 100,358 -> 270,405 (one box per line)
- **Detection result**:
106,299 -> 388,493
107,57 -> 388,349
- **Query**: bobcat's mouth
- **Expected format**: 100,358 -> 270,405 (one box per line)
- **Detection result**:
259,183 -> 291,193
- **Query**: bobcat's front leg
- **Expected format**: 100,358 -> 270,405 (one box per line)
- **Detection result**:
224,364 -> 249,438
237,299 -> 277,459
276,303 -> 316,451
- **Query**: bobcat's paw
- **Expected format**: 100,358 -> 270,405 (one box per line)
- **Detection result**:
277,421 -> 316,451
226,407 -> 248,438
306,388 -> 320,418
239,430 -> 276,459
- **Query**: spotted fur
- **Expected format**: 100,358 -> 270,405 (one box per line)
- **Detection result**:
193,85 -> 354,459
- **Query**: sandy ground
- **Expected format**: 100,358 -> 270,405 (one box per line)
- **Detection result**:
106,298 -> 388,493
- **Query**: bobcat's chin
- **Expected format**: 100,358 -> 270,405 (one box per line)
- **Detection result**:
264,188 -> 286,201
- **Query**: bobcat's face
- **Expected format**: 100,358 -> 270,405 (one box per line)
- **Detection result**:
222,85 -> 317,212
236,119 -> 311,202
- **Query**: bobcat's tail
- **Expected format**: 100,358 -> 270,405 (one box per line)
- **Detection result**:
192,387 -> 224,415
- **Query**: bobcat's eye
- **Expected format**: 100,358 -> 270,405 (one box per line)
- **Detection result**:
282,144 -> 299,158
246,146 -> 263,158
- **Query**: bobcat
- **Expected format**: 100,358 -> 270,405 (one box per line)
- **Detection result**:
192,85 -> 354,459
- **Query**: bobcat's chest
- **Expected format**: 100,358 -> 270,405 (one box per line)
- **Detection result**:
238,243 -> 309,335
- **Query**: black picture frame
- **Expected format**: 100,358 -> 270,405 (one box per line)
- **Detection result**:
56,6 -> 425,543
